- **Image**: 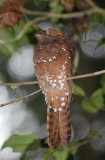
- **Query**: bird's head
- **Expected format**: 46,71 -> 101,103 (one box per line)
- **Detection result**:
35,28 -> 64,42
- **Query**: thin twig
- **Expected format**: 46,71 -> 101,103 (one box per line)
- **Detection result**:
80,39 -> 99,43
0,5 -> 104,46
0,81 -> 39,87
0,6 -> 105,45
68,126 -> 105,151
23,8 -> 95,18
66,70 -> 105,80
0,70 -> 105,87
0,86 -> 47,108
24,6 -> 105,18
0,16 -> 48,45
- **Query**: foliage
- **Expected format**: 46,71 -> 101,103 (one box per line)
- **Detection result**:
2,134 -> 41,152
82,88 -> 104,114
73,83 -> 86,97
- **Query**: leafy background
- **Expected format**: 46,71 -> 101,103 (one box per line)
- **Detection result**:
0,0 -> 105,160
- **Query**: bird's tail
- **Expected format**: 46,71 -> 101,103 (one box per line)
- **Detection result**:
47,100 -> 72,149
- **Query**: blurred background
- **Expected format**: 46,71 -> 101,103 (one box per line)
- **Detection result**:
0,0 -> 105,160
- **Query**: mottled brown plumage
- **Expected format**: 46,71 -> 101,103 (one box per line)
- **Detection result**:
33,28 -> 74,149
0,0 -> 25,27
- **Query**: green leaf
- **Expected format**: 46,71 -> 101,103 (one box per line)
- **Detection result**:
73,83 -> 86,97
69,141 -> 79,155
95,37 -> 105,49
49,0 -> 64,23
88,130 -> 102,138
0,27 -> 20,56
43,149 -> 54,160
0,20 -> 34,56
0,0 -> 7,5
82,88 -> 104,113
11,85 -> 17,89
92,13 -> 105,24
15,100 -> 23,104
91,88 -> 104,109
2,134 -> 40,152
43,148 -> 69,160
101,75 -> 105,93
53,150 -> 69,160
92,88 -> 103,97
51,17 -> 59,23
49,0 -> 59,8
73,51 -> 79,74
82,99 -> 98,114
56,4 -> 64,13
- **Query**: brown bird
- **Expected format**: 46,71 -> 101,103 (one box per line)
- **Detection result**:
0,0 -> 25,27
33,28 -> 74,149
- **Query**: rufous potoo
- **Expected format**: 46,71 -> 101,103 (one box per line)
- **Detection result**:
33,28 -> 74,149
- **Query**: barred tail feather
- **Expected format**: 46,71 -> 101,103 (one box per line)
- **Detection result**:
47,101 -> 72,149
59,102 -> 72,147
47,107 -> 61,149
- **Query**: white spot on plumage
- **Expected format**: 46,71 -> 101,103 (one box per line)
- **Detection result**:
54,108 -> 57,112
60,83 -> 64,90
53,56 -> 56,59
56,96 -> 58,99
61,97 -> 65,101
58,80 -> 62,83
61,83 -> 64,87
62,47 -> 66,51
62,64 -> 65,70
65,92 -> 69,96
54,80 -> 56,82
48,105 -> 51,109
38,60 -> 40,63
58,76 -> 62,79
68,56 -> 71,59
49,59 -> 52,62
61,102 -> 65,106
52,98 -> 54,100
65,60 -> 67,64
52,83 -> 56,87
58,108 -> 62,111
43,60 -> 47,63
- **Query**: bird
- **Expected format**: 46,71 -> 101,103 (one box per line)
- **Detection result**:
33,28 -> 74,149
0,0 -> 25,27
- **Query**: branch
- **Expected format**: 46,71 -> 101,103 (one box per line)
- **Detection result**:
0,81 -> 39,87
0,6 -> 105,45
66,70 -> 105,80
23,5 -> 105,18
0,86 -> 47,108
68,126 -> 105,151
0,70 -> 105,87
0,16 -> 48,45
23,8 -> 95,19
